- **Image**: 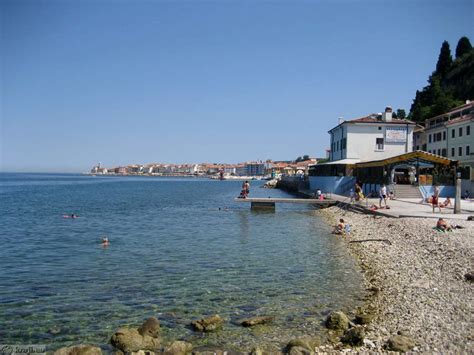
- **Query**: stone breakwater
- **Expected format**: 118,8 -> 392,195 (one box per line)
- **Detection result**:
317,206 -> 474,353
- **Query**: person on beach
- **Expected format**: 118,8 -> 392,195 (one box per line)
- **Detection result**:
389,191 -> 395,200
354,183 -> 363,201
349,188 -> 355,203
333,219 -> 346,235
316,188 -> 322,199
440,197 -> 452,208
379,184 -> 388,208
432,194 -> 441,213
436,218 -> 452,232
238,189 -> 247,199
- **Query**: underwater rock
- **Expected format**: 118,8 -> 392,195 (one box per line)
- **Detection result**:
240,316 -> 274,327
190,315 -> 223,332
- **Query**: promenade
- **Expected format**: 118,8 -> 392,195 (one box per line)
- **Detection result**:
331,194 -> 474,220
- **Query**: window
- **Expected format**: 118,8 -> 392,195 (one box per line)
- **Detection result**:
467,146 -> 471,156
429,134 -> 432,143
443,131 -> 446,140
437,132 -> 442,141
376,138 -> 384,150
442,148 -> 447,157
416,145 -> 420,150
422,144 -> 427,151
467,125 -> 471,135
452,147 -> 455,157
336,141 -> 339,151
378,127 -> 382,130
459,146 -> 462,156
437,149 -> 441,156
459,127 -> 463,137
452,129 -> 455,138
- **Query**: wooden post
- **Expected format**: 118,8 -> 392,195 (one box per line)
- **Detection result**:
454,171 -> 461,214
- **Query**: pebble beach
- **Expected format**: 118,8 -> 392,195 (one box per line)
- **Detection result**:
317,206 -> 474,353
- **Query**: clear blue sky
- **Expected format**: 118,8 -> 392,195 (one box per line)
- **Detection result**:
1,0 -> 473,172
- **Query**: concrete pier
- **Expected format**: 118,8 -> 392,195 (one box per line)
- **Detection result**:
234,197 -> 336,210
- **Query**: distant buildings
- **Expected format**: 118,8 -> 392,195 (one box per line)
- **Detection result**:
89,160 -> 307,178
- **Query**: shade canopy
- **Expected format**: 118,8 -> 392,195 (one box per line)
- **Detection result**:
355,150 -> 457,169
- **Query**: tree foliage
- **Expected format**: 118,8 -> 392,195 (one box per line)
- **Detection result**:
295,155 -> 311,162
435,41 -> 453,78
455,36 -> 472,59
408,37 -> 473,123
396,109 -> 406,119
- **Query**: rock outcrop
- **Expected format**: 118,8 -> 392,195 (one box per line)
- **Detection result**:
110,328 -> 161,353
163,341 -> 193,355
286,336 -> 321,354
138,317 -> 161,338
386,335 -> 415,352
53,345 -> 102,355
341,326 -> 365,346
325,311 -> 349,331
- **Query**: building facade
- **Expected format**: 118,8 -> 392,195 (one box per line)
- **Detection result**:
328,107 -> 416,163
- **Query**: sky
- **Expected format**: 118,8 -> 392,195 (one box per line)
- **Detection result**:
1,0 -> 473,172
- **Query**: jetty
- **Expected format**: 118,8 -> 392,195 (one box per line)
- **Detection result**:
234,197 -> 336,210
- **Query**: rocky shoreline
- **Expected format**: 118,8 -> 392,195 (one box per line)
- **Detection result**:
315,206 -> 474,353
53,206 -> 473,354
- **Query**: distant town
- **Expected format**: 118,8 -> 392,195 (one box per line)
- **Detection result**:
89,157 -> 320,179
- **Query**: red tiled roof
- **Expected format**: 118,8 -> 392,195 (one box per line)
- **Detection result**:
348,115 -> 416,124
427,101 -> 473,121
445,114 -> 474,126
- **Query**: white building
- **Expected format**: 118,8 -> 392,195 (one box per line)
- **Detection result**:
328,107 -> 416,163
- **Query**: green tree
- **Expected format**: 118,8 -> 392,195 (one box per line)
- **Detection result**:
302,154 -> 310,161
435,41 -> 453,78
455,36 -> 472,59
396,109 -> 406,119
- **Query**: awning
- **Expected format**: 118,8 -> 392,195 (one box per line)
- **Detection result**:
355,151 -> 457,168
321,158 -> 361,165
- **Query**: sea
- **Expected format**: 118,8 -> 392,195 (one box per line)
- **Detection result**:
0,173 -> 365,351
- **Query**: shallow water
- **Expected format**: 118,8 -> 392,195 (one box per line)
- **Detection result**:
0,173 -> 364,351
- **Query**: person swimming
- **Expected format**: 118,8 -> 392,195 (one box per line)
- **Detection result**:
101,237 -> 110,246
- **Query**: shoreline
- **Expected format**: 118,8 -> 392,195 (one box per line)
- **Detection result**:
41,201 -> 473,353
315,206 -> 473,352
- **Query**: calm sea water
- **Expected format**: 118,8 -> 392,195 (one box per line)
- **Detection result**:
0,173 -> 364,351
